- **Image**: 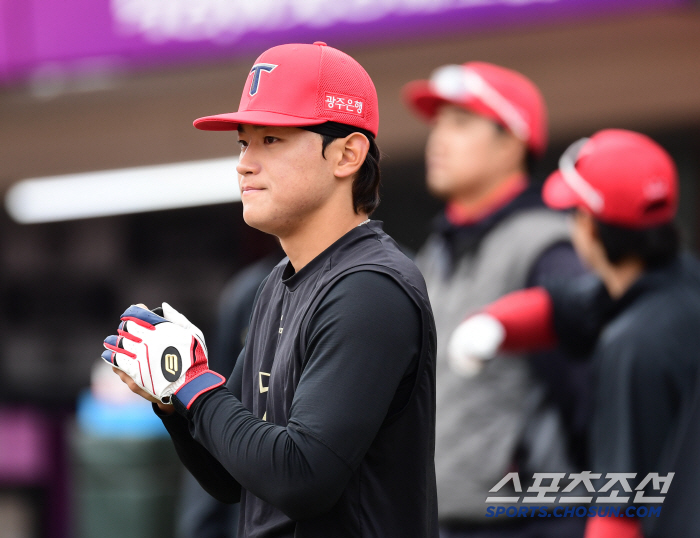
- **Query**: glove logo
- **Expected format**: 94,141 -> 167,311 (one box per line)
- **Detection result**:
161,346 -> 182,381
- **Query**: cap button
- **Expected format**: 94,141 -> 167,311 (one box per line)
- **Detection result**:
313,41 -> 327,46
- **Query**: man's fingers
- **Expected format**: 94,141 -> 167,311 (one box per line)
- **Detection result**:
112,366 -> 159,404
118,336 -> 141,355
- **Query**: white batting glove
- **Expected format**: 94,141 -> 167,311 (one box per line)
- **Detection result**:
102,303 -> 223,405
447,313 -> 505,378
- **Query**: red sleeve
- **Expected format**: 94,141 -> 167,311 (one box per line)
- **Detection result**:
483,287 -> 557,352
584,515 -> 642,538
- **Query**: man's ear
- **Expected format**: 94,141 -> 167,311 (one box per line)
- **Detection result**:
332,133 -> 370,179
584,211 -> 600,242
574,209 -> 599,245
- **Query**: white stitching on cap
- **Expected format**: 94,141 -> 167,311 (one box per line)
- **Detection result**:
558,138 -> 605,214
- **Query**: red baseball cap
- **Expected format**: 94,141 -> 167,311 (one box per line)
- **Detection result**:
402,62 -> 548,156
194,42 -> 379,137
543,129 -> 678,229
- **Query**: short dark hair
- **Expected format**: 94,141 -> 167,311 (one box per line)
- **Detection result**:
594,218 -> 680,269
320,134 -> 381,215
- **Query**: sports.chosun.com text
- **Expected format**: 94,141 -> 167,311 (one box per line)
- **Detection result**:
485,505 -> 661,518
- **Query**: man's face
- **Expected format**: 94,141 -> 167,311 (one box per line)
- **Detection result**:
424,105 -> 518,201
236,125 -> 336,237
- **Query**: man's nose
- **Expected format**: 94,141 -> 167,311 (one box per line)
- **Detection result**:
236,148 -> 259,176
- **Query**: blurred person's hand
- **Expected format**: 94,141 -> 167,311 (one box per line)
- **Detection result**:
102,302 -> 221,412
447,313 -> 505,377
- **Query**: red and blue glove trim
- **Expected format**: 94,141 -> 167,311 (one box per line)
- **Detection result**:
102,334 -> 136,366
173,371 -> 226,411
120,305 -> 168,329
102,305 -> 166,366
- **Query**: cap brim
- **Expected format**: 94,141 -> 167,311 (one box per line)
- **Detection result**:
542,170 -> 583,210
401,80 -> 508,135
401,80 -> 453,122
194,110 -> 328,131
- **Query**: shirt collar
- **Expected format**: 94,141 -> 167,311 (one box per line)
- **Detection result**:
445,173 -> 528,227
281,221 -> 380,291
612,254 -> 683,313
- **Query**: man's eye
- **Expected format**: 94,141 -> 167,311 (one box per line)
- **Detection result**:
237,140 -> 248,150
264,136 -> 278,144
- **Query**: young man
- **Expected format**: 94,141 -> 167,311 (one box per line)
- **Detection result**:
449,129 -> 700,537
102,42 -> 438,537
403,62 -> 586,536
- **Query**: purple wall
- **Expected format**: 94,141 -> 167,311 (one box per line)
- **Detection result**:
0,0 -> 690,85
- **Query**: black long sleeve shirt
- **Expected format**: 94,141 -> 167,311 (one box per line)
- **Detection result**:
159,222 -> 438,538
545,253 -> 700,537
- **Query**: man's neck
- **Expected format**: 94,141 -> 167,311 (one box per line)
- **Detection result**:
446,172 -> 527,226
279,205 -> 368,271
600,258 -> 646,299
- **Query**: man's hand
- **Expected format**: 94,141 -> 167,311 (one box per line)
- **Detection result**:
447,313 -> 505,377
102,302 -> 223,407
112,366 -> 174,414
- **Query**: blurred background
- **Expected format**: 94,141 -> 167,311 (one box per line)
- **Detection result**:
1,0 -> 699,536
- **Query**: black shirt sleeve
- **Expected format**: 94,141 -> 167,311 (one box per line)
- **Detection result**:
544,273 -> 613,358
159,271 -> 421,520
157,348 -> 247,503
523,242 -> 592,463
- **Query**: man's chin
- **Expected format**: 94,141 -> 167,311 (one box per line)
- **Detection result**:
425,181 -> 454,201
242,209 -> 266,232
242,210 -> 279,237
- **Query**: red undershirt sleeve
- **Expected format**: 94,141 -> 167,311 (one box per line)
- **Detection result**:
584,514 -> 642,538
483,286 -> 557,352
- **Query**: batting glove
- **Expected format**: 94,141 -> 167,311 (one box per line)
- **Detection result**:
447,313 -> 505,378
102,303 -> 225,407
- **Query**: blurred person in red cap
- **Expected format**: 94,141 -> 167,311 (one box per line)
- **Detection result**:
448,129 -> 700,538
104,42 -> 438,537
403,62 -> 589,537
